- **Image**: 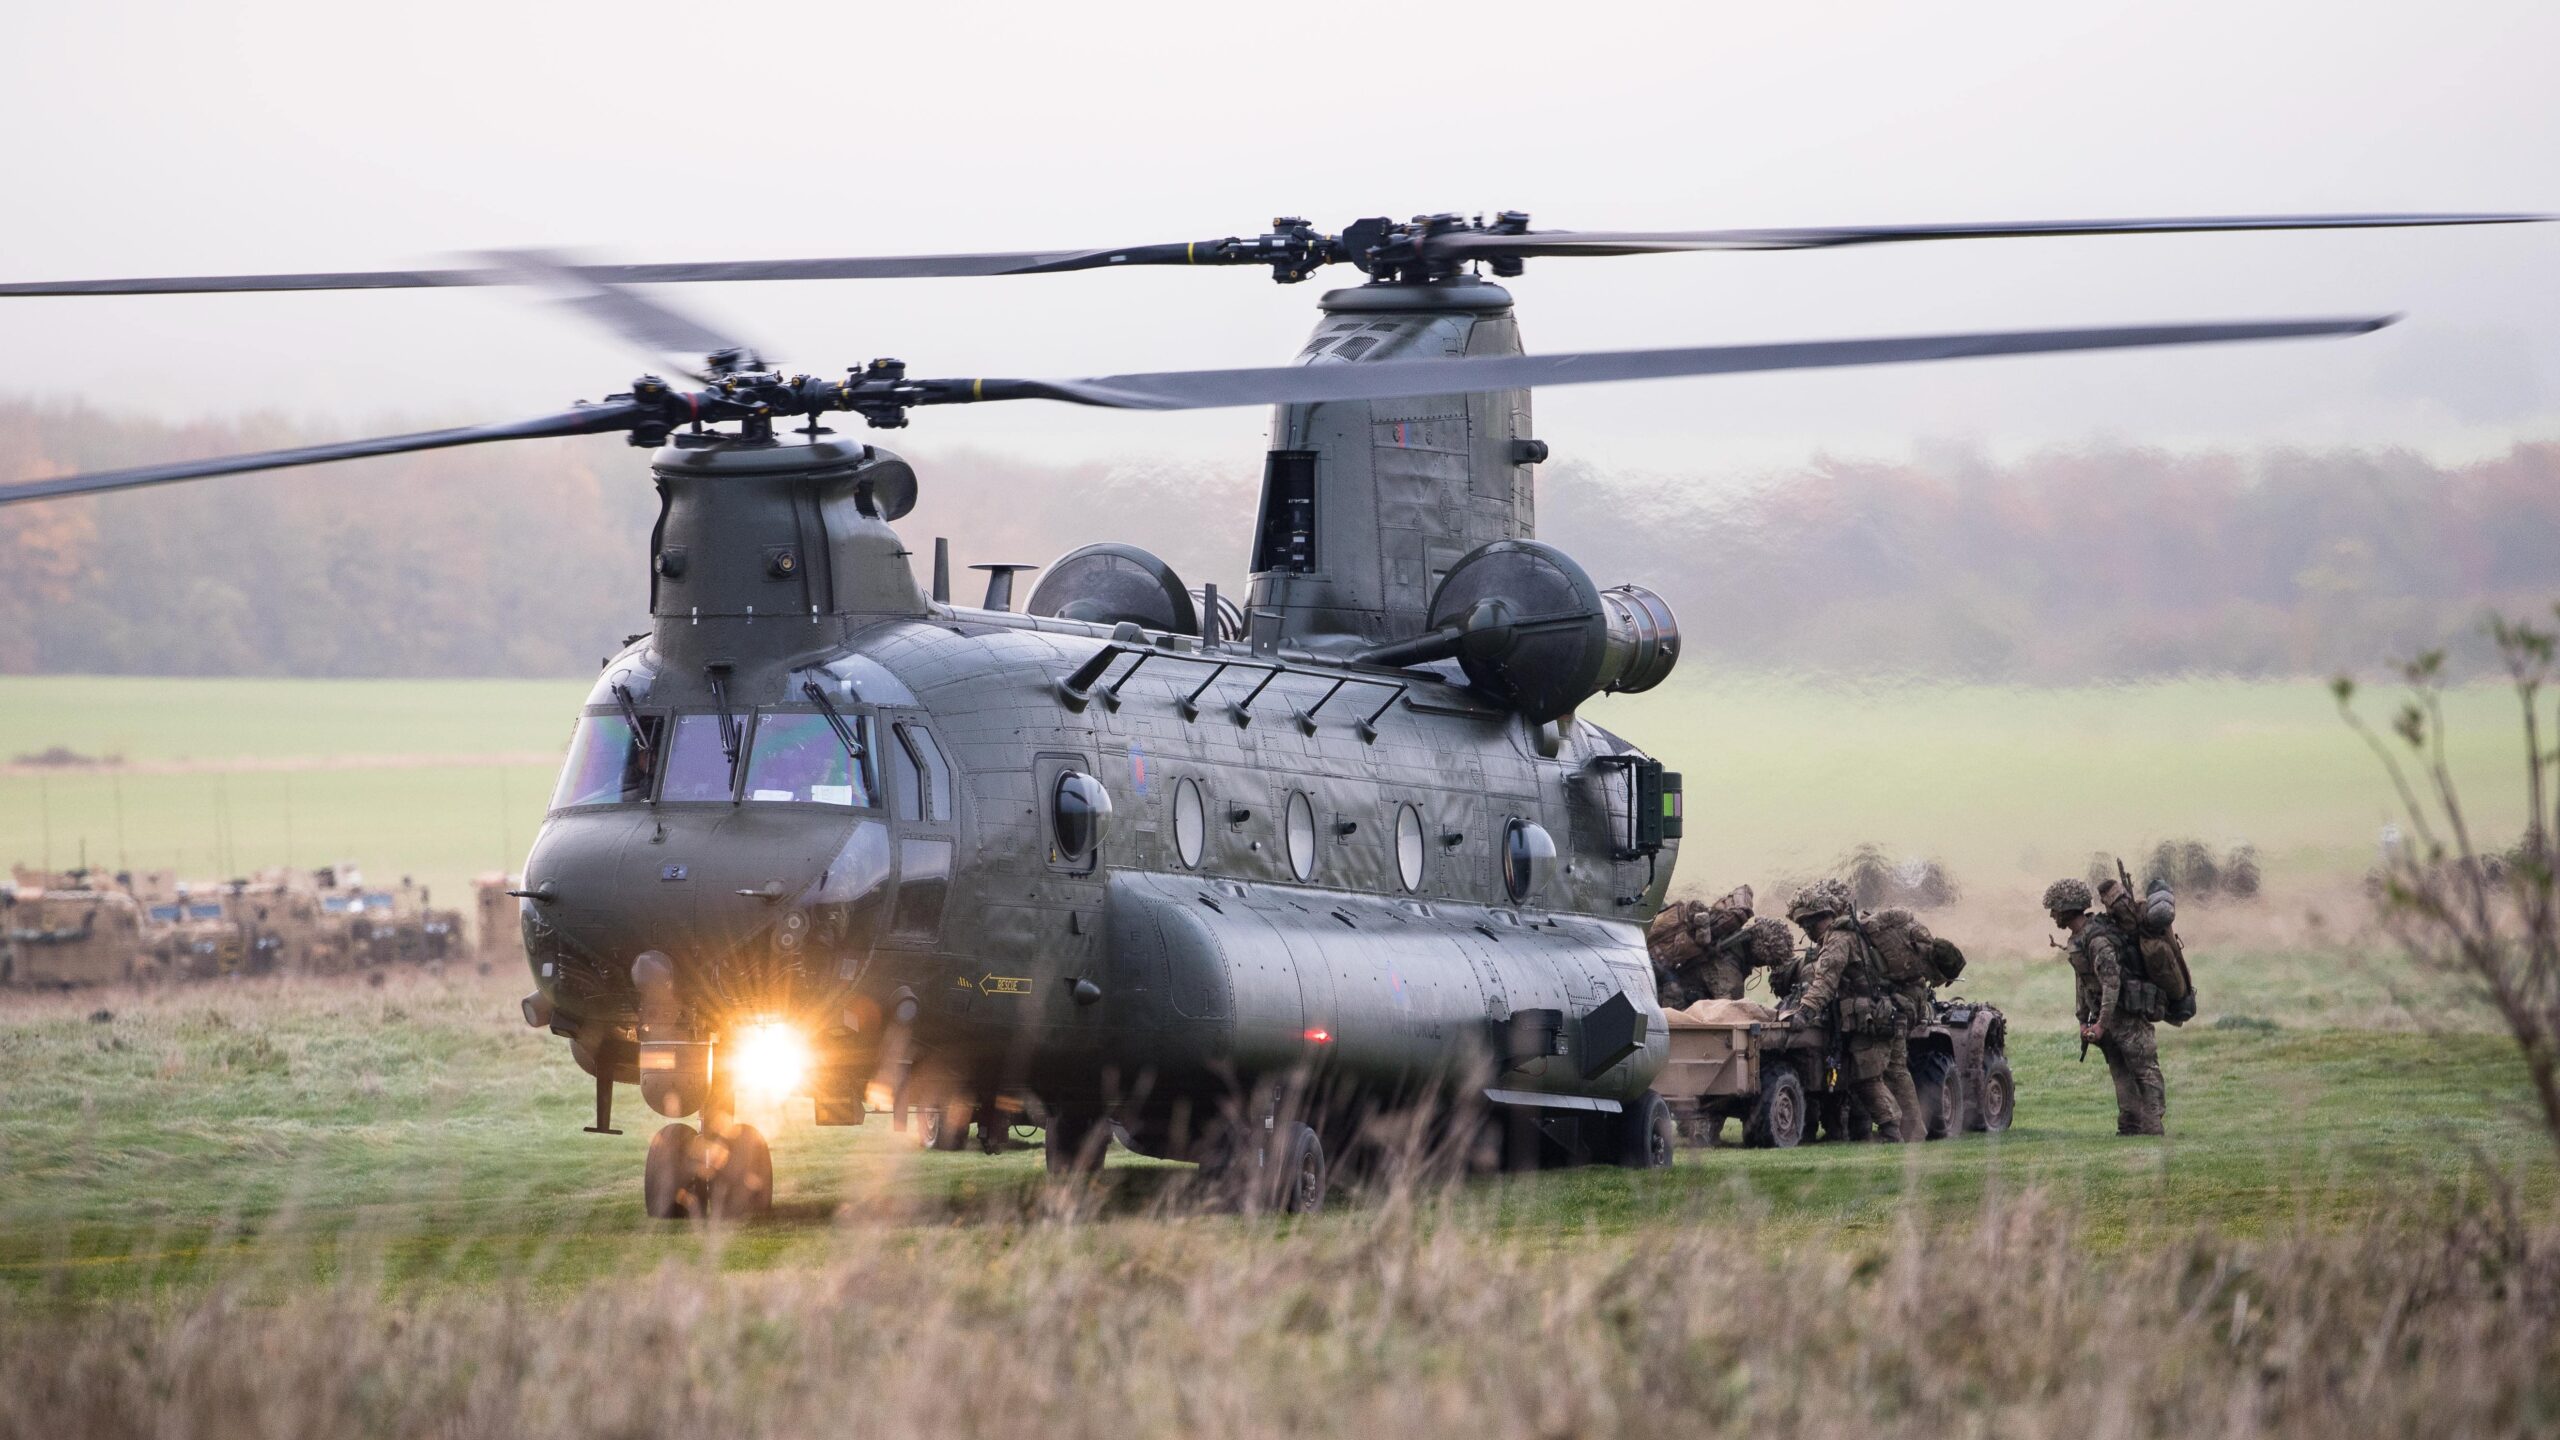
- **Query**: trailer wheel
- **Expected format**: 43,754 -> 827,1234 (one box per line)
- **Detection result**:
1745,1067 -> 1807,1149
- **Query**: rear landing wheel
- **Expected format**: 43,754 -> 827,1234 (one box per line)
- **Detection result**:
1261,1120 -> 1327,1215
1045,1110 -> 1108,1177
1614,1091 -> 1676,1169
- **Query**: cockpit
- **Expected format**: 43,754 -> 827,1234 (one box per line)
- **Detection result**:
549,652 -> 937,816
551,706 -> 880,810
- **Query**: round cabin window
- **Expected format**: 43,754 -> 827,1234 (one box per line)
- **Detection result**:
1053,770 -> 1112,861
1502,817 -> 1556,903
1395,804 -> 1426,892
1285,791 -> 1318,882
1172,777 -> 1206,869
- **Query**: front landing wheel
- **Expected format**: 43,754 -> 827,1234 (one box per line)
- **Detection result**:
706,1123 -> 774,1219
645,1123 -> 702,1220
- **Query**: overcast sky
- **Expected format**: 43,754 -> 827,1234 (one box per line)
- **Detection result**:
2,1 -> 2553,483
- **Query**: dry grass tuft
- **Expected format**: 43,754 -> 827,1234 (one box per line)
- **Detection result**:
3,1189 -> 2557,1440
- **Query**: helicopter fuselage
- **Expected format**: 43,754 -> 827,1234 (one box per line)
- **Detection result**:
518,434 -> 1678,1159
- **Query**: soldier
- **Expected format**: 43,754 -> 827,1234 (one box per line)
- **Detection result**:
2043,877 -> 2167,1136
1739,916 -> 1795,995
1862,908 -> 1942,1141
1781,879 -> 1904,1143
1648,884 -> 1758,1007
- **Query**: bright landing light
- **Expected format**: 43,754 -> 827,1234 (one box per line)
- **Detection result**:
728,1020 -> 811,1105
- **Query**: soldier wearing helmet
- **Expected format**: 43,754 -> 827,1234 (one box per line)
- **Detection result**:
1648,884 -> 1770,1007
2044,876 -> 2166,1135
1781,878 -> 1906,1142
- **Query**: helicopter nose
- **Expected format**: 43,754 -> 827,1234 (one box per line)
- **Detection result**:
523,807 -> 893,1019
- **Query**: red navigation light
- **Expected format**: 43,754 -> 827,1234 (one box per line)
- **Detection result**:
1303,1027 -> 1334,1044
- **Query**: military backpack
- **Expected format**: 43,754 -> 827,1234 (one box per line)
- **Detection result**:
2104,878 -> 2196,1025
1864,908 -> 1936,987
1646,901 -> 1709,967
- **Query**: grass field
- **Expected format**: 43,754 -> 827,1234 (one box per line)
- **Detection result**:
0,944 -> 2535,1299
4,672 -> 2556,1434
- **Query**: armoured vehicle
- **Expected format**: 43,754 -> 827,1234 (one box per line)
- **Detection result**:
3,207 -> 2530,1216
147,897 -> 244,979
2,875 -> 149,987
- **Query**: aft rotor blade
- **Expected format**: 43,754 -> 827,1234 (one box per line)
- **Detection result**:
1425,212 -> 2551,259
964,316 -> 2398,411
0,402 -> 647,506
0,243 -> 1235,298
476,248 -> 761,378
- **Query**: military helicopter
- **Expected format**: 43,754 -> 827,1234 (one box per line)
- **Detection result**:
0,208 -> 2536,1217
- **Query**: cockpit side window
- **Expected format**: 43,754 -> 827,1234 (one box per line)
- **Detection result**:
660,713 -> 740,803
552,712 -> 664,809
892,722 -> 952,824
743,711 -> 876,807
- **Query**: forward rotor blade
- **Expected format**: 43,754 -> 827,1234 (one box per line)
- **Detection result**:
476,248 -> 761,378
0,402 -> 646,506
5,212 -> 2537,299
0,244 -> 1228,298
1425,212 -> 2551,259
967,316 -> 2397,411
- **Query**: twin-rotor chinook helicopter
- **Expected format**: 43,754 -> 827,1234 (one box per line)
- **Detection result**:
1,207 -> 2541,1216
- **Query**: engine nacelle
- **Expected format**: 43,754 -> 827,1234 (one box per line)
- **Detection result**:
1362,540 -> 1678,723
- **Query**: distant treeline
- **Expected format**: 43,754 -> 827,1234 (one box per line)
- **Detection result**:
1543,442 -> 2560,681
3,398 -> 2553,680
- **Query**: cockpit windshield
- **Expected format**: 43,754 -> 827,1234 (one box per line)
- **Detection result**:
660,713 -> 740,802
553,713 -> 663,808
743,712 -> 873,806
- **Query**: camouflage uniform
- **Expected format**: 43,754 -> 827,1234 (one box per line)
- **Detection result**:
1650,886 -> 1759,1007
2047,878 -> 2166,1136
1741,917 -> 1795,989
1787,881 -> 1903,1143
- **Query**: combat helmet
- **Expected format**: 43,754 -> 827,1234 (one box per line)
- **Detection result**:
2041,877 -> 2095,917
1744,915 -> 1797,968
1786,878 -> 1851,926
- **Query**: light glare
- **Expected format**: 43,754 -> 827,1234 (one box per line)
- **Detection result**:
729,1020 -> 811,1105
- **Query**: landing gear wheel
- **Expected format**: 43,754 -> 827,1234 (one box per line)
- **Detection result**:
1261,1120 -> 1327,1215
706,1123 -> 773,1219
644,1123 -> 702,1220
1045,1110 -> 1108,1177
921,1101 -> 971,1152
1615,1091 -> 1677,1169
1978,1054 -> 2015,1133
1746,1067 -> 1807,1149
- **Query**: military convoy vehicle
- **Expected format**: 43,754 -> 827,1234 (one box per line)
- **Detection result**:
0,861 -> 469,987
291,870 -> 462,971
476,875 -> 526,967
1658,995 -> 2013,1147
2,873 -> 150,987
